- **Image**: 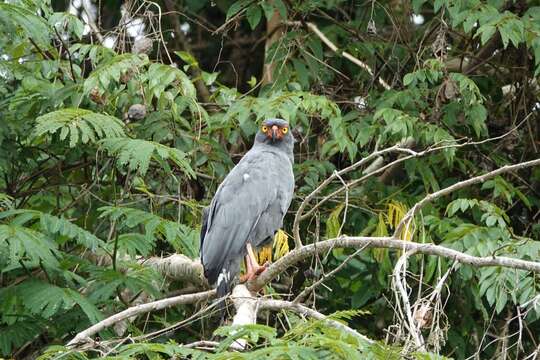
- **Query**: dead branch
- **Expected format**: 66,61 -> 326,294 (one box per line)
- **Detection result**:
392,250 -> 425,351
230,285 -> 258,349
299,126 -> 533,230
250,236 -> 540,291
68,231 -> 540,347
69,156 -> 540,347
67,289 -> 215,347
143,254 -> 207,287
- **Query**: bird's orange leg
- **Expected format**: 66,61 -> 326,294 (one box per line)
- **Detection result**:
240,243 -> 268,282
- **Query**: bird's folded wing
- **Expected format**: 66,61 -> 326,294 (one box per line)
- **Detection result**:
201,151 -> 283,281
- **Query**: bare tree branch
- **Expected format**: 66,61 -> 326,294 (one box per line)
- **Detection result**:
68,289 -> 216,347
143,254 -> 208,287
69,230 -> 540,347
250,236 -> 540,291
258,299 -> 373,344
293,144 -> 410,247
392,250 -> 425,351
298,126 -> 532,232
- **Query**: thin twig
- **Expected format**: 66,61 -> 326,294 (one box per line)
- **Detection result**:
286,21 -> 391,90
81,1 -> 104,43
67,289 -> 216,347
293,246 -> 365,304
394,157 -> 540,237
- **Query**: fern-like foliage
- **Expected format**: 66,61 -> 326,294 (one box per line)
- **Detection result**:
86,263 -> 162,302
0,280 -> 102,323
33,108 -> 125,147
0,280 -> 102,356
83,53 -> 148,95
146,63 -> 197,100
0,320 -> 44,358
98,206 -> 199,257
0,209 -> 105,251
0,224 -> 59,267
0,3 -> 51,46
0,193 -> 13,211
99,138 -> 195,178
38,342 -> 204,360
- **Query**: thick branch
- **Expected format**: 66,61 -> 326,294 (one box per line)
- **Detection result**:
69,232 -> 540,346
249,236 -> 540,291
143,254 -> 207,287
230,285 -> 258,349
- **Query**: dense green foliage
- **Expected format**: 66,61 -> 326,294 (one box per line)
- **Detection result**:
0,0 -> 539,358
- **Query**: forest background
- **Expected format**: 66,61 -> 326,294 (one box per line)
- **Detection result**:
1,0 -> 540,358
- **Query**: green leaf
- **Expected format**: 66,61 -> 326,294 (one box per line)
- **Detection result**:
7,280 -> 102,322
0,209 -> 105,251
48,12 -> 85,40
226,0 -> 252,20
246,4 -> 262,29
98,206 -> 199,257
0,4 -> 51,46
326,204 -> 344,239
495,289 -> 508,313
148,62 -> 197,100
0,320 -> 43,357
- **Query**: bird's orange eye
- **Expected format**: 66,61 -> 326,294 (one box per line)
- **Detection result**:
281,127 -> 288,134
261,125 -> 268,132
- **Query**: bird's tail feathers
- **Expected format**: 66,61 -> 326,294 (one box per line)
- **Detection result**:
216,266 -> 233,298
215,266 -> 234,318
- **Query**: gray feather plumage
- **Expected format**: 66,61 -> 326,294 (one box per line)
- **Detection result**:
200,119 -> 294,294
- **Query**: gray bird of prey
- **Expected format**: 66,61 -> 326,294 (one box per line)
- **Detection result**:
200,118 -> 295,297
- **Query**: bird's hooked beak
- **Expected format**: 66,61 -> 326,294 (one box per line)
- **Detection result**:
271,125 -> 278,142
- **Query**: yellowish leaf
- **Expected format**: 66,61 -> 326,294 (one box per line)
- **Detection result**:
387,200 -> 414,241
257,245 -> 272,264
273,229 -> 289,260
372,213 -> 388,262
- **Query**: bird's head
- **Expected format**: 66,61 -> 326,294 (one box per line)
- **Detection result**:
255,118 -> 294,145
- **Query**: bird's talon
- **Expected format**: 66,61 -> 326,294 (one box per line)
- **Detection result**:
254,262 -> 269,275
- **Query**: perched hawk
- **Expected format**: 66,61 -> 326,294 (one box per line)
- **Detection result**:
200,119 -> 295,297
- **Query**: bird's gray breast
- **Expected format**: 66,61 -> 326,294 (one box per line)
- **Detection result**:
244,150 -> 294,248
201,146 -> 294,282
